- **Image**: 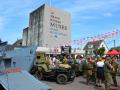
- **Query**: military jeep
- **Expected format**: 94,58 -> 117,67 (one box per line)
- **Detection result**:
30,52 -> 75,84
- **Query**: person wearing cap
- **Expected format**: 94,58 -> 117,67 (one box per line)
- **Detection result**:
111,56 -> 119,87
104,57 -> 114,90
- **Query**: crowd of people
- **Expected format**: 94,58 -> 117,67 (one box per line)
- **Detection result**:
45,55 -> 74,69
81,56 -> 120,90
42,54 -> 120,90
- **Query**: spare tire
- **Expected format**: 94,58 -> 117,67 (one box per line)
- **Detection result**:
57,74 -> 68,84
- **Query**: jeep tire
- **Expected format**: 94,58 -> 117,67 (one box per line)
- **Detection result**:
57,74 -> 68,84
34,70 -> 43,80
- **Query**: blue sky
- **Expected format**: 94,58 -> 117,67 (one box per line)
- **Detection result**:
0,0 -> 120,48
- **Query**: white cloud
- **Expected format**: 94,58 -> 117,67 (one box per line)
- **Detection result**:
79,15 -> 97,19
103,12 -> 113,17
62,0 -> 120,20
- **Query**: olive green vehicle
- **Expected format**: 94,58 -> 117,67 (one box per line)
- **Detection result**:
30,52 -> 75,84
68,57 -> 85,76
70,62 -> 83,76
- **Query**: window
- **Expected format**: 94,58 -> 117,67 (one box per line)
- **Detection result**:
88,44 -> 93,48
13,61 -> 16,67
87,50 -> 93,54
102,45 -> 104,47
4,59 -> 11,69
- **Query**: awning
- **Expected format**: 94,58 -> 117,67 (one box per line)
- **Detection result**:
106,49 -> 120,55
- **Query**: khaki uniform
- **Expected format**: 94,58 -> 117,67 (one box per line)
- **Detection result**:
104,61 -> 112,90
85,62 -> 93,84
93,61 -> 98,84
63,57 -> 68,64
111,61 -> 119,86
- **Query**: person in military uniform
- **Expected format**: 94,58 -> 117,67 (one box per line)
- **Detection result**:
62,55 -> 68,64
81,57 -> 88,77
84,57 -> 94,85
90,57 -> 97,85
104,57 -> 114,90
111,56 -> 119,87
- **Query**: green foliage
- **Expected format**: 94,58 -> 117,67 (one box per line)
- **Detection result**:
95,47 -> 105,56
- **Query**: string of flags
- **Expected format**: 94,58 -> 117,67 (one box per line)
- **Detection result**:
53,29 -> 120,49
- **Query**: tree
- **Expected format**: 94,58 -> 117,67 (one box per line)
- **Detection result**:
95,47 -> 105,56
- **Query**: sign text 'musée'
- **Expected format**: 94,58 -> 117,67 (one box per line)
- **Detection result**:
50,23 -> 67,30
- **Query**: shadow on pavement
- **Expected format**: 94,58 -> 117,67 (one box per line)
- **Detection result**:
79,80 -> 105,90
94,86 -> 104,90
79,80 -> 95,86
44,78 -> 74,85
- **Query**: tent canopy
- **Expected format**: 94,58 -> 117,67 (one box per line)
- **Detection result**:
106,49 -> 120,55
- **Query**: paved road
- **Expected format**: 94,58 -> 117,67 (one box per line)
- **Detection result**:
43,76 -> 120,90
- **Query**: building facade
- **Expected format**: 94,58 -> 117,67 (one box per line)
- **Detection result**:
22,27 -> 29,46
22,4 -> 71,48
84,40 -> 109,56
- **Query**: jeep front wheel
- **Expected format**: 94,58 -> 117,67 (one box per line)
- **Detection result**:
34,70 -> 43,80
57,74 -> 68,84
